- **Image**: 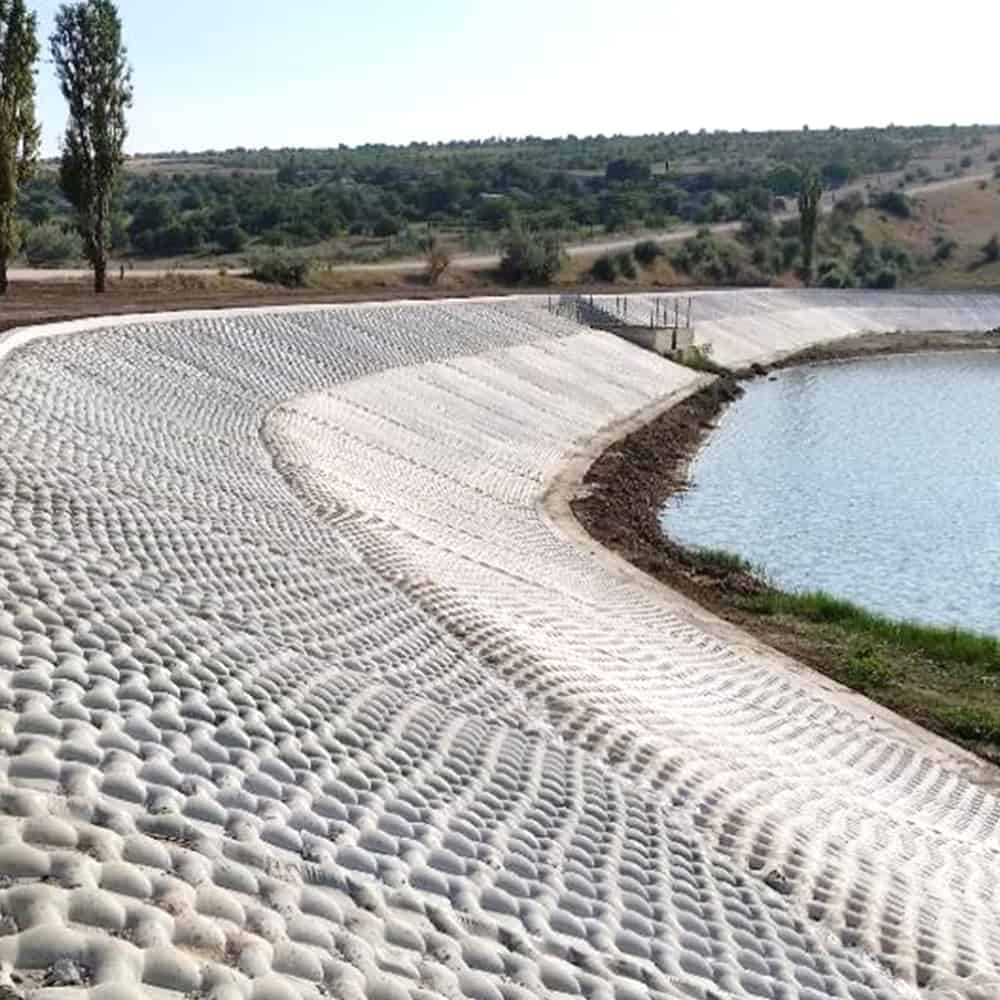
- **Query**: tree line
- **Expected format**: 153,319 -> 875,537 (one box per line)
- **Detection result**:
0,0 -> 131,293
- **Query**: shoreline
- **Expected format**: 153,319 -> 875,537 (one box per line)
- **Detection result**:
571,330 -> 1000,770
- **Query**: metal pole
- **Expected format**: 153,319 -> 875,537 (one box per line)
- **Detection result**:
686,297 -> 692,329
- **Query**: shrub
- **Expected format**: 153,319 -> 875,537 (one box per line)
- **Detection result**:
591,255 -> 617,282
498,221 -> 565,285
843,643 -> 893,691
871,190 -> 912,218
671,229 -> 746,283
606,157 -> 651,183
982,234 -> 1000,263
933,238 -> 958,262
879,242 -> 913,273
869,267 -> 899,289
425,238 -> 451,285
988,150 -> 1000,163
24,223 -> 83,267
739,209 -> 775,245
633,239 -> 664,268
372,214 -> 402,238
248,248 -> 312,287
960,155 -> 973,169
936,705 -> 1000,744
215,224 -> 248,254
831,190 -> 865,220
817,260 -> 857,288
614,250 -> 637,279
779,237 -> 800,270
777,218 -> 800,239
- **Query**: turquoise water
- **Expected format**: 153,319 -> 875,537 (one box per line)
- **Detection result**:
661,350 -> 1000,635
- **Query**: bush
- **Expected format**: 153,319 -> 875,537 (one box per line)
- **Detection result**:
372,214 -> 403,238
425,238 -> 451,285
779,237 -> 800,270
738,209 -> 775,245
982,234 -> 1000,263
869,266 -> 899,289
831,190 -> 865,220
843,643 -> 894,691
817,259 -> 858,288
871,190 -> 912,218
605,157 -> 651,183
614,250 -> 637,279
933,237 -> 958,262
23,223 -> 83,267
498,221 -> 565,285
671,230 -> 752,284
591,255 -> 617,282
988,150 -> 1000,163
215,224 -> 248,254
633,239 -> 664,268
248,248 -> 312,287
960,155 -> 973,169
777,218 -> 800,239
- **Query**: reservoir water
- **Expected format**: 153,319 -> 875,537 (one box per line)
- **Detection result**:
661,350 -> 1000,636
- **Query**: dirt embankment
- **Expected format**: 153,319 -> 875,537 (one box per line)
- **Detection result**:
572,331 -> 1000,768
571,374 -> 754,606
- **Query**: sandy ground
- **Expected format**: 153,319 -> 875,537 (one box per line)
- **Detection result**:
2,291 -> 1000,999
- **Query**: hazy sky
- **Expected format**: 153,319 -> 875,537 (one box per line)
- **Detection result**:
31,0 -> 999,156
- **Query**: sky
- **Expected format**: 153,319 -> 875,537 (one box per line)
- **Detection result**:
31,0 -> 1000,157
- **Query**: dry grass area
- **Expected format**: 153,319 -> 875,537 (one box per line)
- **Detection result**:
861,176 -> 1000,288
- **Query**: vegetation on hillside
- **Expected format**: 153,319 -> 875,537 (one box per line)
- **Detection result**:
11,124 -> 1000,280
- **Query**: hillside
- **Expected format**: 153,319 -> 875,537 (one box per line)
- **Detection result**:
862,175 -> 1000,288
20,124 -> 1000,274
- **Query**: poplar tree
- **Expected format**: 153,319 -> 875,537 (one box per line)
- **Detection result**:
797,168 -> 823,286
50,0 -> 132,293
0,0 -> 40,294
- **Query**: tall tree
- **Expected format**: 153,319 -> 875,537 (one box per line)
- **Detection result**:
0,0 -> 40,295
797,167 -> 823,286
50,0 -> 132,293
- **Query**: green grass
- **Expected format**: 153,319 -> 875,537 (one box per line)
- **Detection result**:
679,347 -> 733,377
742,588 -> 1000,671
687,546 -> 754,574
842,642 -> 895,690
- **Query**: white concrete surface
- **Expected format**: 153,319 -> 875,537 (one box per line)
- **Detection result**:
0,291 -> 1000,999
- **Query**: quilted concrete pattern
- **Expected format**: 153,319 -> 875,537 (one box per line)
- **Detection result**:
0,291 -> 999,1000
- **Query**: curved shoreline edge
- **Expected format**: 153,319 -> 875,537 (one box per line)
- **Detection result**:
563,329 -> 1000,783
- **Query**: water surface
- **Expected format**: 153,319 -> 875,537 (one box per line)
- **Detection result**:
662,350 -> 1000,635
